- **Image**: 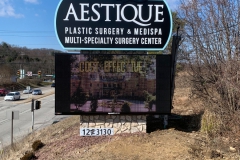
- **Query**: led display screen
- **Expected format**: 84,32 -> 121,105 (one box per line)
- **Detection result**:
55,53 -> 172,115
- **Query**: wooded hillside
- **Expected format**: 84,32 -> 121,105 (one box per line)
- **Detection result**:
0,42 -> 61,84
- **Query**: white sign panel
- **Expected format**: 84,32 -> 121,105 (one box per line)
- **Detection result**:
27,71 -> 32,76
80,128 -> 114,136
7,111 -> 19,120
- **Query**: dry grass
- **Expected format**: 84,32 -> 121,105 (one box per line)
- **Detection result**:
1,71 -> 240,159
200,109 -> 222,136
0,115 -> 80,160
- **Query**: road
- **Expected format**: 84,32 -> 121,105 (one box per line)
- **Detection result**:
0,86 -> 69,149
0,86 -> 53,101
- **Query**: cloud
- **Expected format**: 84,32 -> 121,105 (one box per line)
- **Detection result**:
24,0 -> 39,4
0,0 -> 24,18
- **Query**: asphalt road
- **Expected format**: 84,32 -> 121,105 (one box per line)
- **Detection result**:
0,86 -> 53,101
0,86 -> 69,149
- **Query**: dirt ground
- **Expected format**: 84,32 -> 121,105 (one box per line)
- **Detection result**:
1,72 -> 240,160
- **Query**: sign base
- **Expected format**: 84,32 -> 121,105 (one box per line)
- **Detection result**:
80,115 -> 146,134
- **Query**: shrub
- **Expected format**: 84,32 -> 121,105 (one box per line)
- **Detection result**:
18,79 -> 42,86
32,140 -> 44,151
90,98 -> 98,112
176,63 -> 184,73
18,79 -> 31,85
121,102 -> 131,112
20,151 -> 36,160
201,109 -> 221,136
30,79 -> 42,86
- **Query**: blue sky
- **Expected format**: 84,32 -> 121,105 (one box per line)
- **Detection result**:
0,0 -> 179,52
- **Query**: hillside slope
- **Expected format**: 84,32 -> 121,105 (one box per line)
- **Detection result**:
1,72 -> 240,160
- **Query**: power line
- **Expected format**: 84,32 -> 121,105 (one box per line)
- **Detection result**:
0,30 -> 54,33
14,44 -> 60,45
0,35 -> 55,37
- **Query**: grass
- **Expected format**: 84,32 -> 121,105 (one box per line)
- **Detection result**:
0,116 -> 79,160
200,109 -> 221,136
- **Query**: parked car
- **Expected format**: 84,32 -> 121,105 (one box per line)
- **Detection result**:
51,83 -> 55,87
4,92 -> 21,101
32,89 -> 42,95
0,88 -> 8,96
23,89 -> 33,94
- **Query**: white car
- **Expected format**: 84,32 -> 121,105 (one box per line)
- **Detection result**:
4,92 -> 21,101
23,89 -> 33,94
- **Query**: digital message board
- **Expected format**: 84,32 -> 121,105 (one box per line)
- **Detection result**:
55,53 -> 172,115
55,0 -> 172,51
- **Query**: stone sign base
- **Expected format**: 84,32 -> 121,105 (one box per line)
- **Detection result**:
80,115 -> 147,134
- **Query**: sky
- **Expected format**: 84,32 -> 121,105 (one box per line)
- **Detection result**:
0,0 -> 180,52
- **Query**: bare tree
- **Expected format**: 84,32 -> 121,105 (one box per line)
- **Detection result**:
0,42 -> 58,81
0,64 -> 14,85
178,0 -> 240,135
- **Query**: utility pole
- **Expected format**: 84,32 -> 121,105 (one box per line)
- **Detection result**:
11,111 -> 13,147
10,111 -> 19,147
31,99 -> 34,131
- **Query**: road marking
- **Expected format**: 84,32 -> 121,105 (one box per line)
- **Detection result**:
14,92 -> 55,104
0,94 -> 55,125
0,119 -> 8,124
20,109 -> 31,114
0,109 -> 31,124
